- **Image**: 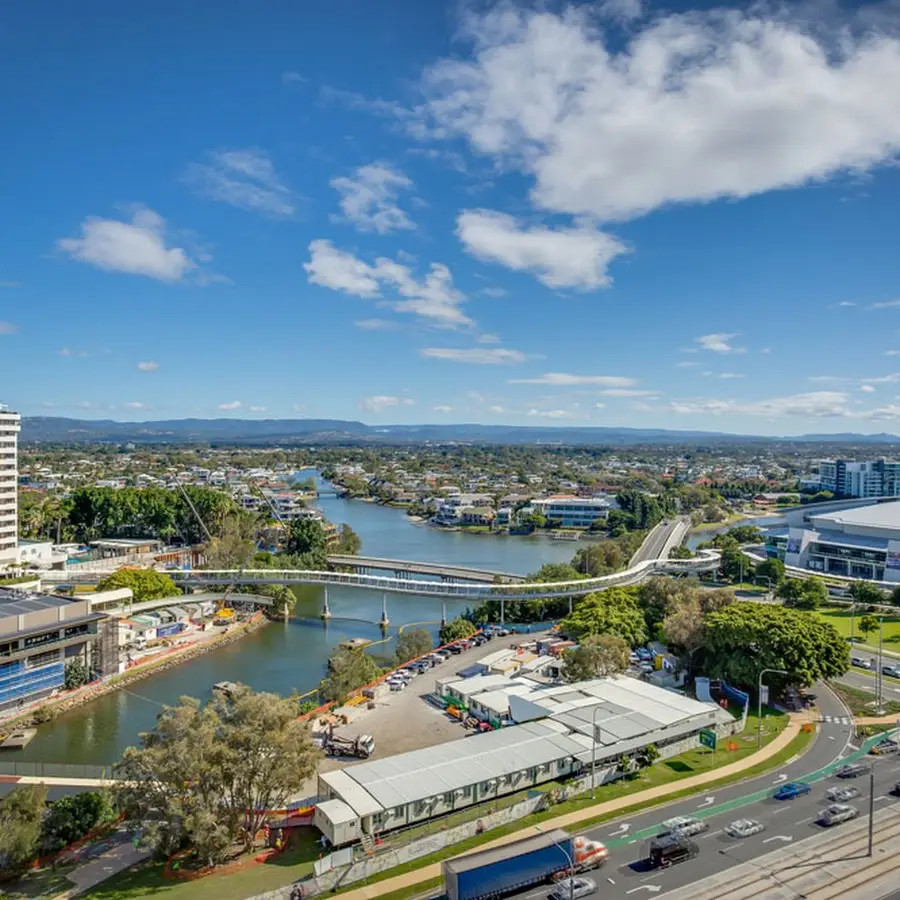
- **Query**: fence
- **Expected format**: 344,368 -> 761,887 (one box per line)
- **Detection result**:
0,761 -> 114,780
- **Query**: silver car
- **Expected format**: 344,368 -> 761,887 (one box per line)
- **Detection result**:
826,786 -> 860,802
820,803 -> 860,826
657,815 -> 709,837
549,877 -> 597,900
725,818 -> 765,838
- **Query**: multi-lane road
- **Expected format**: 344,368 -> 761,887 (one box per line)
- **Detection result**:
833,644 -> 900,702
630,517 -> 692,567
504,686 -> 899,900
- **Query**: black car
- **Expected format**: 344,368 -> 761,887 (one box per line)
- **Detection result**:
836,763 -> 869,779
648,835 -> 699,868
446,644 -> 463,654
892,781 -> 900,796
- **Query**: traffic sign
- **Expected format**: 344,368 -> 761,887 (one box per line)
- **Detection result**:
760,685 -> 769,706
699,729 -> 717,750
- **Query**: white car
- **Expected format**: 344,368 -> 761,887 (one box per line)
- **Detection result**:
549,877 -> 597,900
851,656 -> 872,669
826,786 -> 861,802
657,815 -> 709,837
820,803 -> 860,826
387,679 -> 406,692
725,819 -> 765,838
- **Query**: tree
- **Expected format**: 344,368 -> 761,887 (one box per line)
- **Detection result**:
96,568 -> 179,602
64,659 -> 91,690
334,523 -> 362,556
114,686 -> 319,865
779,577 -> 827,610
776,579 -> 804,605
41,791 -> 115,853
202,517 -> 255,569
561,587 -> 648,647
529,562 -> 584,583
439,616 -> 478,646
321,647 -> 384,703
662,596 -> 704,656
858,614 -> 879,639
0,784 -> 47,881
258,585 -> 296,620
755,557 -> 786,587
561,634 -> 630,683
849,581 -> 886,607
891,584 -> 900,608
635,743 -> 660,770
394,629 -> 434,666
286,517 -> 328,563
703,603 -> 849,691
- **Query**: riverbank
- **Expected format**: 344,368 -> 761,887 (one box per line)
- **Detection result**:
0,613 -> 270,738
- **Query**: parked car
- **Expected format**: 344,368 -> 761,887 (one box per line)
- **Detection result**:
548,877 -> 597,900
774,782 -> 811,800
434,649 -> 452,660
636,648 -> 654,661
657,816 -> 709,838
819,803 -> 860,827
836,763 -> 869,779
882,664 -> 900,678
826,786 -> 861,802
871,739 -> 899,756
446,644 -> 463,654
851,655 -> 873,669
725,819 -> 764,839
388,679 -> 406,692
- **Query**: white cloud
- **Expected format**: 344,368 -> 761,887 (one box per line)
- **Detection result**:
58,207 -> 195,282
249,405 -> 267,412
861,384 -> 876,393
282,71 -> 307,85
870,299 -> 900,309
598,0 -> 643,23
760,347 -> 772,355
668,391 -> 853,418
675,361 -> 700,368
420,347 -> 526,365
479,287 -> 507,298
355,318 -> 399,331
0,321 -> 17,335
695,333 -> 745,354
137,361 -> 159,372
330,163 -> 415,233
59,347 -> 73,356
433,404 -> 456,413
527,408 -> 581,419
359,395 -> 415,413
457,209 -> 627,290
477,332 -> 501,344
292,403 -> 306,413
0,281 -> 20,288
885,350 -> 900,356
487,404 -> 507,414
184,148 -> 295,217
595,402 -> 606,409
508,372 -> 636,387
599,388 -> 659,397
867,373 -> 900,384
836,301 -> 857,307
124,401 -> 147,409
419,6 -> 900,223
305,240 -> 471,327
808,375 -> 852,384
702,371 -> 744,379
218,401 -> 242,410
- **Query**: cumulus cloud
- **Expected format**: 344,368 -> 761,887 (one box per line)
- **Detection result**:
861,384 -> 876,393
184,148 -> 295,217
433,404 -> 456,413
137,361 -> 159,372
58,207 -> 195,282
456,209 -> 627,290
667,391 -> 854,418
508,372 -> 636,387
527,408 -> 583,419
695,333 -> 745,354
418,6 -> 900,223
218,401 -> 242,410
477,333 -> 501,344
305,240 -> 470,327
420,347 -> 526,365
330,163 -> 415,233
675,361 -> 700,368
359,395 -> 415,413
354,318 -> 399,331
124,401 -> 147,409
599,388 -> 659,397
869,299 -> 900,309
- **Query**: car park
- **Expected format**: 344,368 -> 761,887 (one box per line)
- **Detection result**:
636,648 -> 654,661
836,763 -> 869,779
725,819 -> 764,838
774,782 -> 811,800
387,679 -> 406,691
548,877 -> 597,899
826,786 -> 861,802
851,655 -> 873,669
871,739 -> 899,755
819,803 -> 860,826
657,816 -> 709,838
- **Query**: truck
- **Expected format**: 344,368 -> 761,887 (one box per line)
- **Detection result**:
443,829 -> 607,900
323,731 -> 375,759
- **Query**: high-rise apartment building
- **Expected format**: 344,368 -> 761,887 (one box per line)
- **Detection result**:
815,458 -> 900,499
0,406 -> 20,562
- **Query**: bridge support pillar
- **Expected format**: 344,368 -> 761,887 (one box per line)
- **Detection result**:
380,594 -> 390,628
569,596 -> 573,615
441,603 -> 447,627
321,588 -> 332,620
500,597 -> 505,626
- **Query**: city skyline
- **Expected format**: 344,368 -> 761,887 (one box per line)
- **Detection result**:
3,0 -> 900,434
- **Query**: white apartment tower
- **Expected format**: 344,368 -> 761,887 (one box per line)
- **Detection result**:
0,406 -> 20,560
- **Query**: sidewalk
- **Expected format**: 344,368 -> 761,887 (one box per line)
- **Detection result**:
854,713 -> 900,725
337,714 -> 808,900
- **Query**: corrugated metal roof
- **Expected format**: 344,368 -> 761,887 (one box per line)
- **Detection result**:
315,798 -> 357,825
319,770 -> 383,817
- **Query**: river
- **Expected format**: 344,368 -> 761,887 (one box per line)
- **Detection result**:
13,472 -> 580,765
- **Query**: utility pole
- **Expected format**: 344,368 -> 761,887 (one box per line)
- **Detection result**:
868,761 -> 876,857
877,616 -> 885,715
757,668 -> 788,750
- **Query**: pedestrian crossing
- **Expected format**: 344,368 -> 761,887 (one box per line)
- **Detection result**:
821,715 -> 851,725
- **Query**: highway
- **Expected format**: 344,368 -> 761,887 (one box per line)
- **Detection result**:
629,517 -> 691,567
500,686 -> 894,900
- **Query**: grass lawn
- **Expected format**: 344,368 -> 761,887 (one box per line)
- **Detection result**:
81,829 -> 321,900
828,681 -> 900,717
4,864 -> 80,899
817,607 -> 900,647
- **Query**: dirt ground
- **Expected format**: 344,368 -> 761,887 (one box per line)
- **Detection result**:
293,629 -> 551,802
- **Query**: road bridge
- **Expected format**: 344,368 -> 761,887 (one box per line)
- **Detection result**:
326,555 -> 525,583
628,515 -> 692,567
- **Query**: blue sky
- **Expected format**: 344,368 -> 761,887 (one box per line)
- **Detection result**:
2,0 -> 900,435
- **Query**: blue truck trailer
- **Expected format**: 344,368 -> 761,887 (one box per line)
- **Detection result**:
443,828 -> 606,900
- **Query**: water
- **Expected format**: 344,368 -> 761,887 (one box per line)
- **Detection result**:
15,472 -> 578,764
684,515 -> 787,550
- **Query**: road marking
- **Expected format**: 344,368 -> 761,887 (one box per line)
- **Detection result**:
607,877 -> 616,885
699,829 -> 722,840
875,795 -> 889,802
763,835 -> 794,844
627,886 -> 662,895
698,795 -> 716,807
773,774 -> 788,783
794,817 -> 813,826
785,755 -> 800,765
608,823 -> 631,837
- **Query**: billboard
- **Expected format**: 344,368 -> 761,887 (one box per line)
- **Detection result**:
886,540 -> 900,570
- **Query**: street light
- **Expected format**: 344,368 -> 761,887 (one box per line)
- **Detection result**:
590,705 -> 607,800
757,668 -> 788,750
538,827 -> 577,900
876,616 -> 885,716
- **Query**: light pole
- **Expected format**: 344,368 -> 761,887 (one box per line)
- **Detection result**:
757,668 -> 788,750
868,755 -> 876,857
876,616 -> 885,716
590,706 -> 606,800
539,827 -> 576,899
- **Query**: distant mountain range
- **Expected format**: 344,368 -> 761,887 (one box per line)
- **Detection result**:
16,416 -> 900,446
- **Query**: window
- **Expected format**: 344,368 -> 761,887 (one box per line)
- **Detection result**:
24,630 -> 60,649
27,649 -> 61,668
393,806 -> 404,818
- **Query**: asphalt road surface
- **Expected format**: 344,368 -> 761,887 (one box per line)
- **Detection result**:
505,685 -> 894,900
630,518 -> 690,567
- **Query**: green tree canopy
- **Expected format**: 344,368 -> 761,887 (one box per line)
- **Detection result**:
321,647 -> 384,702
858,614 -> 879,638
64,659 -> 91,690
849,581 -> 887,607
703,603 -> 849,691
114,686 -> 319,866
286,517 -> 328,565
334,523 -> 362,556
561,634 -> 630,683
0,784 -> 47,881
439,616 -> 478,646
561,587 -> 648,647
97,568 -> 179,602
41,791 -> 116,854
394,629 -> 434,666
755,557 -> 786,586
528,562 -> 585,583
